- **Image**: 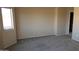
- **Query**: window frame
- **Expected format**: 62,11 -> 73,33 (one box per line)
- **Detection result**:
1,7 -> 14,30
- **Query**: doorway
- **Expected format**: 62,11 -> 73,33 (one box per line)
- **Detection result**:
69,12 -> 74,34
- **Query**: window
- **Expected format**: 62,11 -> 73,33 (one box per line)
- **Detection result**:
1,8 -> 14,30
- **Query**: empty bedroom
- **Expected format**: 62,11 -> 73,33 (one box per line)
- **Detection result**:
0,7 -> 79,51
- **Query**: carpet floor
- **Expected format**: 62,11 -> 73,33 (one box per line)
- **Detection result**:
6,35 -> 79,51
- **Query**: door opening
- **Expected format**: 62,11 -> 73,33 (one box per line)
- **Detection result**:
69,12 -> 74,34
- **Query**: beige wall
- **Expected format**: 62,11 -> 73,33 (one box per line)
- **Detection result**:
15,7 -> 73,39
2,30 -> 17,48
55,7 -> 73,35
0,9 -> 3,49
72,8 -> 79,41
57,8 -> 68,35
15,8 -> 56,39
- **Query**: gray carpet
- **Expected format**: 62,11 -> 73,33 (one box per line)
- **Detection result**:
6,35 -> 79,51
